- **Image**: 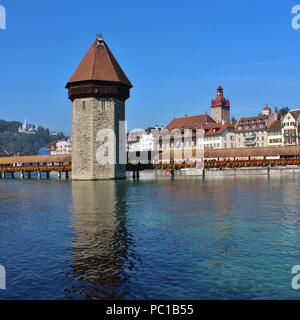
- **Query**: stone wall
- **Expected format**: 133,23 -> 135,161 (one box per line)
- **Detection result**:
211,107 -> 230,123
72,97 -> 126,180
211,107 -> 222,123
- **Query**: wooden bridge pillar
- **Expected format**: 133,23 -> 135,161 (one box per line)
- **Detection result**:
170,169 -> 175,180
132,169 -> 140,181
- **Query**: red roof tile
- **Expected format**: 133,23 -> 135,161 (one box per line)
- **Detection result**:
167,114 -> 216,131
211,85 -> 230,108
290,110 -> 300,120
66,37 -> 132,88
211,96 -> 230,108
204,122 -> 235,137
268,120 -> 282,133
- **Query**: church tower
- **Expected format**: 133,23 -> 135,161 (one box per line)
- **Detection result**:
66,36 -> 133,180
211,85 -> 231,123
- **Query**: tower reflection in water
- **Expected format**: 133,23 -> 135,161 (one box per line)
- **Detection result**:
67,181 -> 138,300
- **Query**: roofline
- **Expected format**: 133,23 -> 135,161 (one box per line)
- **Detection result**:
66,79 -> 133,89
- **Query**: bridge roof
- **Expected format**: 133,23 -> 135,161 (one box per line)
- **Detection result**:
205,146 -> 300,158
0,155 -> 71,165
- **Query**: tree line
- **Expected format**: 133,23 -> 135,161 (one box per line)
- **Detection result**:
0,119 -> 65,156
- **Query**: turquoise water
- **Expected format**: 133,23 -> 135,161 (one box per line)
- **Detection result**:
0,177 -> 300,300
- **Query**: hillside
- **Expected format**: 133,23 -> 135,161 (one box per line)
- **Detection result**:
0,119 -> 65,156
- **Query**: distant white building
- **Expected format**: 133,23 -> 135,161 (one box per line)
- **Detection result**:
51,138 -> 72,155
127,127 -> 164,152
18,120 -> 39,134
203,123 -> 235,149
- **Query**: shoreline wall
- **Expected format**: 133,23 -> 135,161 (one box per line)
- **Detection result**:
127,166 -> 300,180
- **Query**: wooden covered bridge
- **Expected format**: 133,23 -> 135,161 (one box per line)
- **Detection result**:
0,146 -> 300,179
0,155 -> 71,179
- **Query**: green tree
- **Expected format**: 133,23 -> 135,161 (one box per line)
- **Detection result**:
0,119 -> 66,156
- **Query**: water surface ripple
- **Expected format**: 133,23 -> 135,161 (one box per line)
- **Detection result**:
0,177 -> 300,300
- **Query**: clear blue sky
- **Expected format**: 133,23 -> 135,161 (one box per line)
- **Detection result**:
0,0 -> 300,134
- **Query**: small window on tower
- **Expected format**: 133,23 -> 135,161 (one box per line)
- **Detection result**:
82,101 -> 86,111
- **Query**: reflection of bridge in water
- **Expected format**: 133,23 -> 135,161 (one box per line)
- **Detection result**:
1,145 -> 300,179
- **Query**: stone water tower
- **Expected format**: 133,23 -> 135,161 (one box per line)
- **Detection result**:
66,36 -> 133,180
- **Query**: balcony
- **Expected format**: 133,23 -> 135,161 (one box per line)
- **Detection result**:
244,140 -> 256,147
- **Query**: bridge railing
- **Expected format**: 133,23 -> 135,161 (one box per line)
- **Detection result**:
0,165 -> 71,173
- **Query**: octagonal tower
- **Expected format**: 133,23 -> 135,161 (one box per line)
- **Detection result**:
66,35 -> 133,180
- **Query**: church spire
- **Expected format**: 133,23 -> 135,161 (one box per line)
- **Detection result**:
217,84 -> 224,96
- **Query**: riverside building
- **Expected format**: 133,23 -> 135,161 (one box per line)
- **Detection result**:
235,104 -> 278,148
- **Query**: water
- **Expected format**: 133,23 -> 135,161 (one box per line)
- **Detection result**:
0,176 -> 300,300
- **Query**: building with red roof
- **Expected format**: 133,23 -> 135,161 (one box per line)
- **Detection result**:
204,122 -> 235,149
268,120 -> 283,146
235,104 -> 279,148
282,109 -> 300,146
167,114 -> 215,131
165,85 -> 234,150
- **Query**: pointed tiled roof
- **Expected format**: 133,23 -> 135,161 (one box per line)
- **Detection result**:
211,85 -> 230,108
204,122 -> 235,137
290,110 -> 300,120
66,36 -> 132,88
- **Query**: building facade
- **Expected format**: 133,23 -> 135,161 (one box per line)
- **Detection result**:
235,104 -> 278,148
268,120 -> 283,146
50,138 -> 72,155
125,87 -> 300,167
127,128 -> 159,152
204,123 -> 235,149
282,110 -> 300,146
